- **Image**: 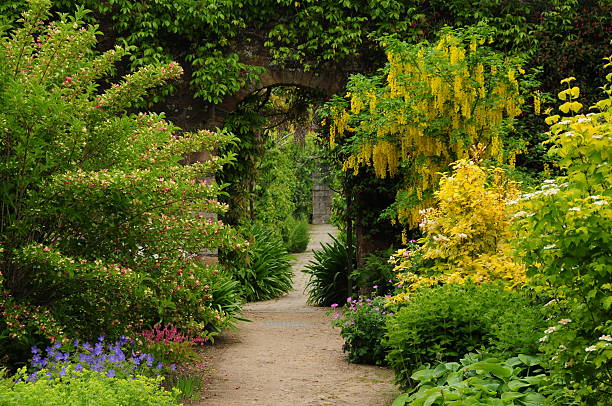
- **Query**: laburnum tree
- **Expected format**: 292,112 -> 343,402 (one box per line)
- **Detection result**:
0,0 -> 244,362
326,25 -> 525,227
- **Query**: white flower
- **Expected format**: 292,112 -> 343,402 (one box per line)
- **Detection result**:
589,195 -> 602,199
544,299 -> 558,307
599,335 -> 612,342
456,233 -> 468,239
543,179 -> 557,184
577,117 -> 591,123
152,253 -> 159,259
542,188 -> 560,196
559,318 -> 572,325
545,326 -> 558,334
564,131 -> 577,137
559,345 -> 567,351
568,207 -> 581,211
593,200 -> 608,206
585,345 -> 597,352
512,211 -> 528,219
592,135 -> 603,139
559,120 -> 572,125
543,244 -> 557,250
506,199 -> 519,206
539,335 -> 548,343
525,212 -> 536,217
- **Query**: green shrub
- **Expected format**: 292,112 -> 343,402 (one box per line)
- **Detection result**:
515,70 -> 612,404
350,247 -> 397,295
224,224 -> 293,302
331,295 -> 391,366
385,283 -> 546,389
304,233 -> 353,306
392,352 -> 572,406
1,369 -> 181,406
282,216 -> 310,253
0,0 -> 244,361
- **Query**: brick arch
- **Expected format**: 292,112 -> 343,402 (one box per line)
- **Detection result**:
206,67 -> 345,129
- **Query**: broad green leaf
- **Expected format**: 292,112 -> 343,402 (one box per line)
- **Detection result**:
501,392 -> 525,402
517,354 -> 540,367
391,393 -> 410,406
519,392 -> 546,406
468,362 -> 513,378
508,380 -> 531,391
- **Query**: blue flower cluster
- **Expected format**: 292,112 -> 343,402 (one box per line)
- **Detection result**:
25,336 -> 175,382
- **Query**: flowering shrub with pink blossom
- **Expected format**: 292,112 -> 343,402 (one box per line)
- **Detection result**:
0,0 -> 244,365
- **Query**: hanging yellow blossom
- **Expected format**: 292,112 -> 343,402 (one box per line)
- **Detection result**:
328,27 -> 524,227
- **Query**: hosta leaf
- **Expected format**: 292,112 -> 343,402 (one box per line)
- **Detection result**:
517,354 -> 540,367
501,391 -> 525,402
519,392 -> 546,406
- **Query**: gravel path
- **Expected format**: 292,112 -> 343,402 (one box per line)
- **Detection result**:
196,224 -> 398,406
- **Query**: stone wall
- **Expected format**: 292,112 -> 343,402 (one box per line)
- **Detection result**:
312,169 -> 334,225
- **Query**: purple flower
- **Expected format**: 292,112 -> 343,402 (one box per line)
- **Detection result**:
346,297 -> 352,302
156,362 -> 163,370
373,285 -> 378,289
333,313 -> 341,320
93,342 -> 103,356
97,335 -> 105,342
59,368 -> 67,377
74,364 -> 83,372
170,364 -> 176,371
31,346 -> 40,354
331,303 -> 338,308
106,369 -> 116,378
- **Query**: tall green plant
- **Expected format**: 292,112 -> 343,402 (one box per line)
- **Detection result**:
0,0 -> 243,361
224,224 -> 293,302
304,234 -> 354,306
515,67 -> 612,404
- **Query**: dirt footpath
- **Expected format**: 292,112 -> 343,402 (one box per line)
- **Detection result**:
196,224 -> 398,406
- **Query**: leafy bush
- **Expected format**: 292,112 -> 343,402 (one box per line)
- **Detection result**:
2,369 -> 180,406
392,352 -> 570,406
390,160 -> 525,302
385,283 -> 546,389
331,294 -> 392,366
0,1 -> 244,363
282,216 -> 310,253
137,324 -> 204,366
224,224 -> 293,302
515,70 -> 612,404
304,233 -> 354,306
350,248 -> 397,295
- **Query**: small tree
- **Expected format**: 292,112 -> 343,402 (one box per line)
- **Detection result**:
327,24 -> 524,226
0,0 -> 243,360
